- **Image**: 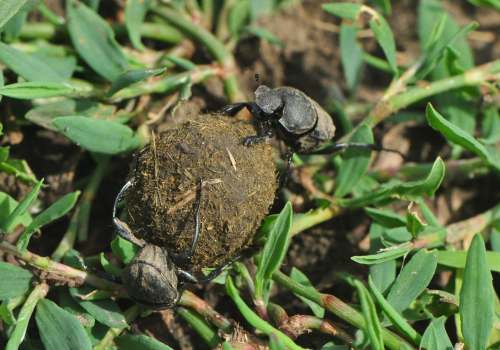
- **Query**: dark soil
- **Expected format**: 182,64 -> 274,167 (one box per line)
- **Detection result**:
236,2 -> 341,105
125,116 -> 278,270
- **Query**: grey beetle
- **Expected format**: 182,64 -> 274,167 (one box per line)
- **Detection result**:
113,179 -> 223,309
222,85 -> 404,157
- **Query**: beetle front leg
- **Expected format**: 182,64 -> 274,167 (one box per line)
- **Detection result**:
243,121 -> 275,146
220,103 -> 250,116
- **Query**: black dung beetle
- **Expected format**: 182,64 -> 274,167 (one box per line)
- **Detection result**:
222,85 -> 404,157
113,179 -> 223,309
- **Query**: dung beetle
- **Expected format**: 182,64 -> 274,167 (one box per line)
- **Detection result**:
222,85 -> 404,157
113,178 -> 224,309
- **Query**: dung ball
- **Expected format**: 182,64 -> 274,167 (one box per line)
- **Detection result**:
125,115 -> 277,270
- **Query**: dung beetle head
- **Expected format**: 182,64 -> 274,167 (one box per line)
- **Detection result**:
122,244 -> 180,309
255,85 -> 283,116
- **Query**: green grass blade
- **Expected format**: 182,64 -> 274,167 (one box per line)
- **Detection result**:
368,276 -> 421,345
0,82 -> 81,99
111,236 -> 139,264
226,276 -> 306,350
116,334 -> 175,350
0,43 -> 66,82
369,14 -> 398,75
66,0 -> 128,81
290,267 -> 325,318
5,283 -> 48,350
108,67 -> 166,96
420,316 -> 453,350
352,242 -> 413,265
177,308 -> 220,348
460,234 -> 494,350
69,285 -> 127,329
124,0 -> 153,51
52,116 -> 141,154
17,191 -> 80,251
340,23 -> 364,92
322,3 -> 362,20
426,103 -> 499,170
354,280 -> 384,350
0,262 -> 33,300
0,0 -> 28,29
386,249 -> 438,313
36,298 -> 92,350
437,250 -> 500,272
335,125 -> 373,197
1,179 -> 42,233
255,202 -> 293,298
341,157 -> 445,208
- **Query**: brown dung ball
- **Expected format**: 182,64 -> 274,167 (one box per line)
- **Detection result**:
125,115 -> 277,271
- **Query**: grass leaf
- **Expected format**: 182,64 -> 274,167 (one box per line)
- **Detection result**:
0,43 -> 67,82
426,103 -> 499,170
116,334 -> 174,350
108,67 -> 166,96
0,82 -> 81,99
460,234 -> 494,350
322,3 -> 362,20
1,179 -> 43,233
0,192 -> 32,230
0,0 -> 28,29
290,267 -> 325,318
111,236 -> 139,264
369,14 -> 398,75
226,277 -> 305,350
368,276 -> 421,344
35,298 -> 92,350
255,202 -> 293,298
17,191 -> 80,251
5,284 -> 48,350
0,262 -> 33,300
26,99 -> 116,131
437,250 -> 500,272
420,316 -> 453,350
386,250 -> 438,313
365,208 -> 406,228
354,280 -> 384,350
352,242 -> 413,265
340,23 -> 364,92
335,125 -> 373,197
269,333 -> 286,350
69,285 -> 127,328
341,157 -> 445,208
125,0 -> 153,51
53,116 -> 141,154
66,0 -> 128,81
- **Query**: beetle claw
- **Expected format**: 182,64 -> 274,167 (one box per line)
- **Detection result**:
242,135 -> 265,146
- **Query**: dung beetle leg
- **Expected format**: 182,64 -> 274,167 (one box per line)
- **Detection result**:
112,179 -> 146,248
172,178 -> 204,267
242,120 -> 275,146
189,178 -> 203,257
309,142 -> 407,159
278,151 -> 294,188
220,102 -> 265,119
